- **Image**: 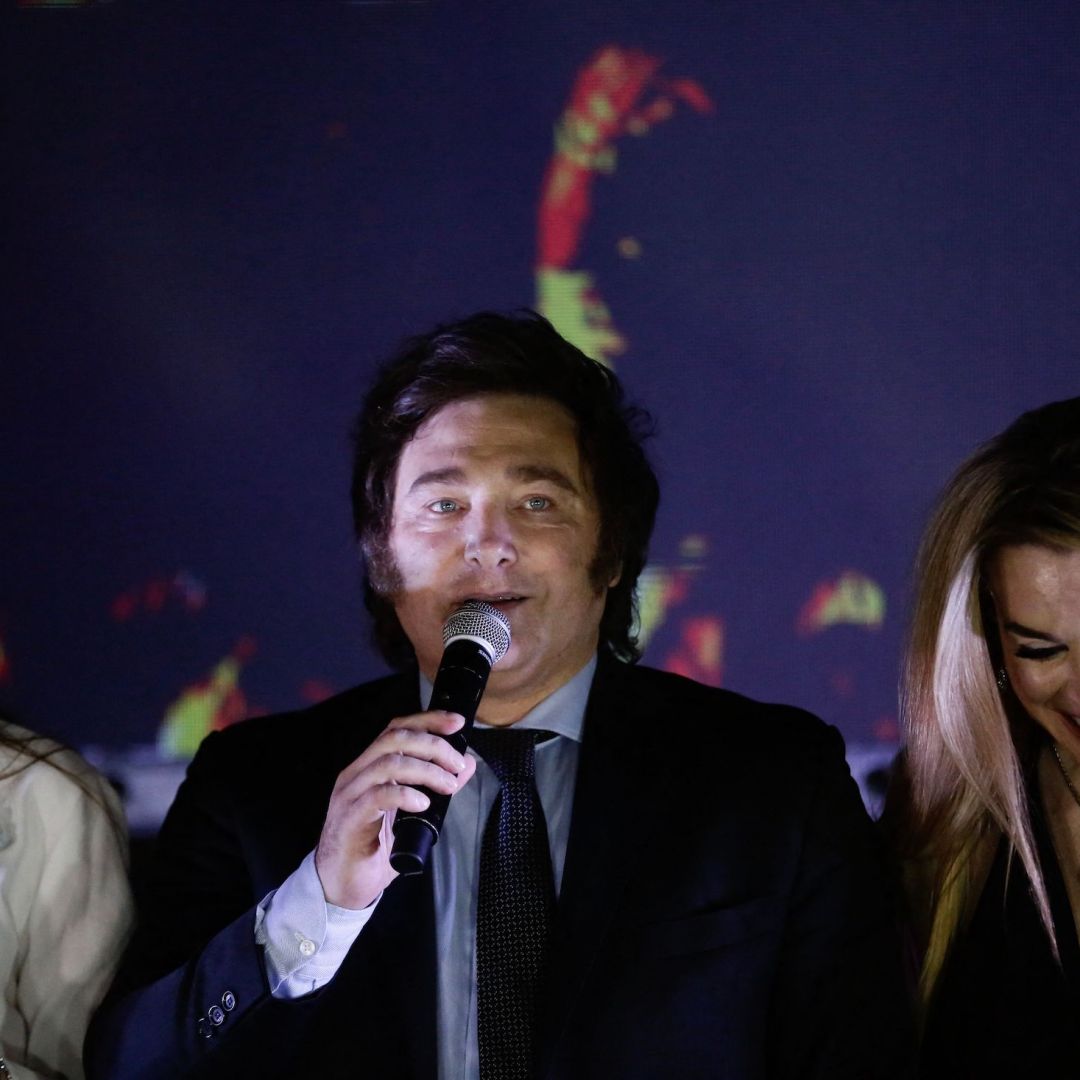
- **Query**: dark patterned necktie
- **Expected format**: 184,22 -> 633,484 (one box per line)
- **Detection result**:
469,728 -> 556,1080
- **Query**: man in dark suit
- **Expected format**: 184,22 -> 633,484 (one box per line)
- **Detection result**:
88,311 -> 913,1078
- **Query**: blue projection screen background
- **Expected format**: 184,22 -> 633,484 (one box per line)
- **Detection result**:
4,1 -> 1079,828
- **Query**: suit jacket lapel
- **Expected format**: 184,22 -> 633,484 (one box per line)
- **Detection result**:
537,658 -> 673,1072
371,869 -> 438,1077
365,675 -> 439,1079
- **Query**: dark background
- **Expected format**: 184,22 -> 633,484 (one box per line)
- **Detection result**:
4,1 -> 1078,819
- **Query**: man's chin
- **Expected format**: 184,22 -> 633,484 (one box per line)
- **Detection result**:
485,651 -> 523,684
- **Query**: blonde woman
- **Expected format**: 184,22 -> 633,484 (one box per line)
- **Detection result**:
886,396 -> 1080,1076
0,717 -> 133,1079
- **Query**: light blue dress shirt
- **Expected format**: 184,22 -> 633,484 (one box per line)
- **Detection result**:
257,656 -> 594,1080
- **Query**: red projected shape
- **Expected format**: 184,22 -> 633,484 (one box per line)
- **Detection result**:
156,636 -> 257,759
536,45 -> 713,366
110,571 -> 208,622
795,571 -> 886,636
664,615 -> 725,688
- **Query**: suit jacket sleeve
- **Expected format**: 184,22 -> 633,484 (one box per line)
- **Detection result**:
85,726 -> 330,1080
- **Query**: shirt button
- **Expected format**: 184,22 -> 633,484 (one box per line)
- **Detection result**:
221,990 -> 237,1012
208,1005 -> 225,1026
298,938 -> 316,958
196,1017 -> 213,1039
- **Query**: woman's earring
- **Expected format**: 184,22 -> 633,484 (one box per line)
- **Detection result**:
997,667 -> 1009,691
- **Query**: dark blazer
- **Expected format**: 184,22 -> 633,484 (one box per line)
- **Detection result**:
88,657 -> 913,1079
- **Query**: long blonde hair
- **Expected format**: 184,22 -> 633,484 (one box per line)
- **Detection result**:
891,396 -> 1080,1008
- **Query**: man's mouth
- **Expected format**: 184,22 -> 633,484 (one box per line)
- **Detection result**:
458,594 -> 527,613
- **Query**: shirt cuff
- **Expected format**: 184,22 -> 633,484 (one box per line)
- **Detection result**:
255,849 -> 381,998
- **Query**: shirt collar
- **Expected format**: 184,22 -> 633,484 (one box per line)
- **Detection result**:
418,654 -> 595,745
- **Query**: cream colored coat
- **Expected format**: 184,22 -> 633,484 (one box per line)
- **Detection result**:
0,729 -> 133,1080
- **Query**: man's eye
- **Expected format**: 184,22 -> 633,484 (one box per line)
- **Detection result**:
524,496 -> 550,511
1015,644 -> 1067,661
429,499 -> 459,513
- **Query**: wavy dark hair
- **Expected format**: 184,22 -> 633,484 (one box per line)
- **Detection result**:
350,310 -> 659,668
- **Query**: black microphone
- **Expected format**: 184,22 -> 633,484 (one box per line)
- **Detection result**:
389,600 -> 511,876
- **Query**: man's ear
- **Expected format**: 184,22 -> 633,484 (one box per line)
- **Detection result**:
607,563 -> 622,589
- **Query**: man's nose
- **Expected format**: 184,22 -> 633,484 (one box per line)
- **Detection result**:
464,505 -> 518,568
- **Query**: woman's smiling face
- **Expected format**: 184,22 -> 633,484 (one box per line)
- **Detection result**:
991,544 -> 1080,762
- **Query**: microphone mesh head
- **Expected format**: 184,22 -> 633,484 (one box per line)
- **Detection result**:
442,601 -> 512,664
